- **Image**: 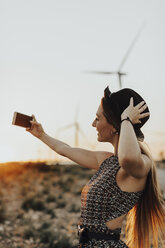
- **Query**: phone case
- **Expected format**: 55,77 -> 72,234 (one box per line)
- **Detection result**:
12,112 -> 33,128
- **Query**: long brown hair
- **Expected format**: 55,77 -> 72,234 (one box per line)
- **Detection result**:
125,141 -> 165,248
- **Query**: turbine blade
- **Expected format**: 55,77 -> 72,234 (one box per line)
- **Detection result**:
118,23 -> 145,71
56,123 -> 75,133
82,70 -> 117,75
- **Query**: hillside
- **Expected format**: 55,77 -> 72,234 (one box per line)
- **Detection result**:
0,161 -> 94,248
0,161 -> 164,248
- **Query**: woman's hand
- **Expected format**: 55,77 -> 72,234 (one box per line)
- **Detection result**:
26,115 -> 45,139
121,97 -> 150,124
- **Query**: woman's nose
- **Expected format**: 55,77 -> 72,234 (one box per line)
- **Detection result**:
92,119 -> 96,127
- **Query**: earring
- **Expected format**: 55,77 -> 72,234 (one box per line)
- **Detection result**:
111,130 -> 119,135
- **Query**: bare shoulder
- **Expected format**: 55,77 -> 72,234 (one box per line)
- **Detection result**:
96,151 -> 114,169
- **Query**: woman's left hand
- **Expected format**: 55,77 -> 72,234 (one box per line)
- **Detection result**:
121,97 -> 150,124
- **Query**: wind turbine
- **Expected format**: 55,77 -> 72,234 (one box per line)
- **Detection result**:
85,24 -> 145,89
55,107 -> 93,148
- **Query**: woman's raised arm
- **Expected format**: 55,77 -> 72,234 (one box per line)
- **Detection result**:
118,98 -> 151,178
26,115 -> 111,170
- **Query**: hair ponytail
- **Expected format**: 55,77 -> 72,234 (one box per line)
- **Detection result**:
125,141 -> 165,248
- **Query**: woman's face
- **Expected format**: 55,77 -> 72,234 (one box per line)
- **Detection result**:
92,105 -> 116,142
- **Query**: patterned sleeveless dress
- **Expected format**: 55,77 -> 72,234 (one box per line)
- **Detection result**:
78,155 -> 143,248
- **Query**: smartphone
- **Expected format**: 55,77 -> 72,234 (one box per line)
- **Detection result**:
12,112 -> 33,128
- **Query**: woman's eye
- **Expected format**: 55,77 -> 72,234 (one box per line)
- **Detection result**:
95,117 -> 99,121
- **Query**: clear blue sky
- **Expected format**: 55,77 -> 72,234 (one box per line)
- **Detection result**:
0,0 -> 165,162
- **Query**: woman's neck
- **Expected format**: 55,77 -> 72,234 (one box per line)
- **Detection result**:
111,135 -> 119,156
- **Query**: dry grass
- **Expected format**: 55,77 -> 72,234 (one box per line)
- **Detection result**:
0,161 -> 93,247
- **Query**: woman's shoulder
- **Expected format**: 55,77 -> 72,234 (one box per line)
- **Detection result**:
96,151 -> 114,168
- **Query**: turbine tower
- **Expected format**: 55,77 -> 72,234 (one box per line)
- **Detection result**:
85,24 -> 145,89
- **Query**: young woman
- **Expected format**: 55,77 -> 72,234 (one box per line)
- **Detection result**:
26,86 -> 165,248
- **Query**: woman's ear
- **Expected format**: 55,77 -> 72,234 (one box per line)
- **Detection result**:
112,126 -> 117,133
111,127 -> 119,135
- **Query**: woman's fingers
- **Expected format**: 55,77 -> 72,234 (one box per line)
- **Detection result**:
28,120 -> 40,131
129,97 -> 134,106
30,121 -> 40,129
32,114 -> 37,122
30,120 -> 40,125
138,104 -> 148,113
28,115 -> 37,130
135,100 -> 145,109
140,112 -> 150,118
26,127 -> 31,131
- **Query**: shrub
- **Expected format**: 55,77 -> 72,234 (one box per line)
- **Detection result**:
40,221 -> 51,230
16,209 -> 25,219
68,203 -> 80,213
54,233 -> 72,248
0,200 -> 6,223
58,180 -> 70,192
23,228 -> 35,239
46,195 -> 56,203
58,194 -> 63,199
36,163 -> 51,172
45,208 -> 56,218
52,181 -> 57,186
56,200 -> 66,208
66,177 -> 74,184
73,187 -> 82,196
43,187 -> 49,194
22,197 -> 45,211
40,231 -> 73,248
40,230 -> 55,245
